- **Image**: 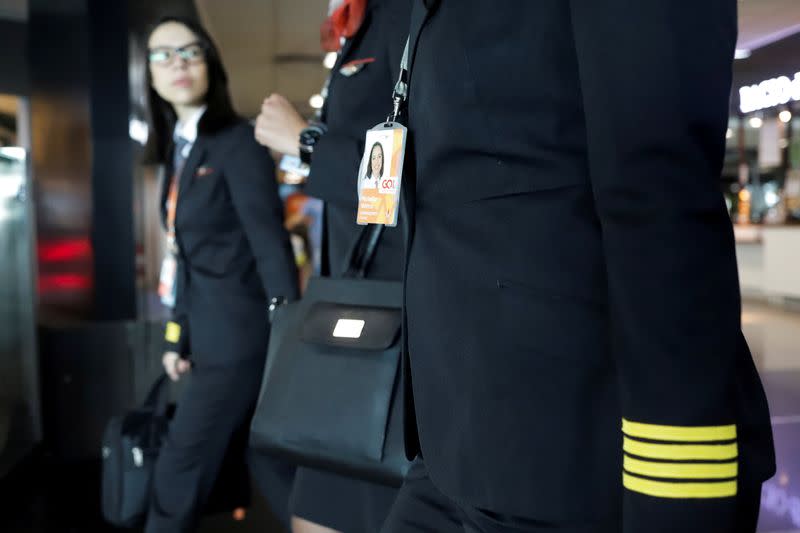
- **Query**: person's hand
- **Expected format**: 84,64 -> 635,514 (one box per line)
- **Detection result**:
254,94 -> 307,156
162,351 -> 191,382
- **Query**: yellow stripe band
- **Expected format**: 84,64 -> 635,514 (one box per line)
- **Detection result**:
624,456 -> 738,480
623,472 -> 737,499
622,419 -> 736,442
623,437 -> 737,461
165,322 -> 181,343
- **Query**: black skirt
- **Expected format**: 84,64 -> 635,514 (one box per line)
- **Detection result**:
289,468 -> 398,532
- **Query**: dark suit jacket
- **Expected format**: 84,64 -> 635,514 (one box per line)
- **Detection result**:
160,119 -> 299,366
304,0 -> 410,278
402,0 -> 775,529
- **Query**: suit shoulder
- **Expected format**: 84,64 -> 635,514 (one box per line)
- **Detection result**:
214,120 -> 263,155
219,119 -> 255,143
371,0 -> 412,21
371,0 -> 410,11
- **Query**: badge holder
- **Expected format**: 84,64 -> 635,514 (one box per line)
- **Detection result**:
158,238 -> 179,308
159,179 -> 181,308
356,41 -> 410,228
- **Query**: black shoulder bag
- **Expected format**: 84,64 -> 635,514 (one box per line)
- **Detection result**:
249,224 -> 411,486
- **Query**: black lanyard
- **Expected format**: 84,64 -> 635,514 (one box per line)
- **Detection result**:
388,0 -> 436,123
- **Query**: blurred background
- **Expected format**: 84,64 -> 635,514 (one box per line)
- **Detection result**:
0,0 -> 799,531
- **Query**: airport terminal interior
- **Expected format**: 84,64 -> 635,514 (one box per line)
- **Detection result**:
1,0 -> 800,531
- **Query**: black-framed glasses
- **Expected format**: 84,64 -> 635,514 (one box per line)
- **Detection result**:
148,42 -> 206,66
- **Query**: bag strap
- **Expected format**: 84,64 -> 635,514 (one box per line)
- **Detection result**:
142,374 -> 170,417
358,224 -> 385,276
342,224 -> 385,279
141,374 -> 171,449
388,1 -> 437,122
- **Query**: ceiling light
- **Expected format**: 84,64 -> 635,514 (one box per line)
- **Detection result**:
780,110 -> 792,123
735,49 -> 751,60
765,190 -> 780,207
323,52 -> 338,70
749,116 -> 763,129
309,94 -> 324,109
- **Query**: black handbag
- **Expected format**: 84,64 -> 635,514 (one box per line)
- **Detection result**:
101,374 -> 170,528
250,225 -> 411,486
101,374 -> 253,528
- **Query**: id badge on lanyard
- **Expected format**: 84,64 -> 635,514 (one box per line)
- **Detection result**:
356,40 -> 411,228
158,253 -> 178,308
159,174 -> 181,308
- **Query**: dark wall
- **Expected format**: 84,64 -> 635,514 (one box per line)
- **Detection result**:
29,1 -> 95,321
88,0 -> 136,321
0,19 -> 27,95
38,321 -> 166,460
29,0 -> 137,321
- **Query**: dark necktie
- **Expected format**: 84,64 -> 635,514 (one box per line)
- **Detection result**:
173,135 -> 191,179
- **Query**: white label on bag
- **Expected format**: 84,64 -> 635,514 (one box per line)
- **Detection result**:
332,319 -> 366,339
132,447 -> 144,468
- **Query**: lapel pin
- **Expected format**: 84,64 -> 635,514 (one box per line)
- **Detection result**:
339,57 -> 376,77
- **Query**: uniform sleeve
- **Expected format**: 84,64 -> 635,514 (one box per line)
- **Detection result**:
225,128 -> 300,301
305,131 -> 363,208
569,0 -> 745,529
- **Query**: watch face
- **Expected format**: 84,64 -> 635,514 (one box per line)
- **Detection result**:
300,124 -> 328,145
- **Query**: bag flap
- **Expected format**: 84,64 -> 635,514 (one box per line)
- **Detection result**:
301,302 -> 401,351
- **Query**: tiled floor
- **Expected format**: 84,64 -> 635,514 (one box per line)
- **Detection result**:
743,302 -> 800,533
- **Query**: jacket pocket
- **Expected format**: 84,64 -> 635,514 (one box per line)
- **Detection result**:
496,277 -> 610,365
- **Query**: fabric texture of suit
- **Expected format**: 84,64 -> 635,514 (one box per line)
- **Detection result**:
381,459 -> 761,533
397,1 -> 775,531
287,0 -> 411,531
147,119 -> 299,532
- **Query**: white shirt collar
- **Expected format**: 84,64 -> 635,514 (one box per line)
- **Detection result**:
174,105 -> 207,143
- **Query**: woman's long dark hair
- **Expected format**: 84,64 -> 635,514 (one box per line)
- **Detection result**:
366,142 -> 384,178
141,16 -> 238,165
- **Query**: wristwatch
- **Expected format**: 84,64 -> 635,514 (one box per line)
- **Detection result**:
298,123 -> 328,165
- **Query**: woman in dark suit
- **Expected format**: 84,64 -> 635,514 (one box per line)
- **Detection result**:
254,1 -> 410,532
141,17 -> 299,533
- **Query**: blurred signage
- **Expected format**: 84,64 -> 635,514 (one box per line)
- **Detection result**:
759,118 -> 782,168
739,72 -> 800,113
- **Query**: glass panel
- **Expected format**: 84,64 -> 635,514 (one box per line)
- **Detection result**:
0,95 -> 40,477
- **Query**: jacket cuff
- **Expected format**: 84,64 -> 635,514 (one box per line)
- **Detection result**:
622,418 -> 738,499
163,320 -> 190,356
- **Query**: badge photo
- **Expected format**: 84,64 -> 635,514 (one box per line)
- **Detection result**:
356,122 -> 407,227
